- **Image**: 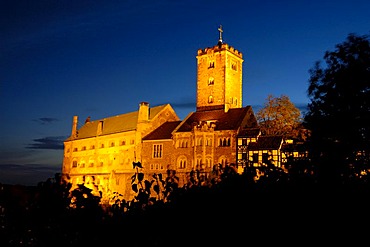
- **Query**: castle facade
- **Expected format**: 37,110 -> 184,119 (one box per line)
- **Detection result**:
62,28 -> 260,202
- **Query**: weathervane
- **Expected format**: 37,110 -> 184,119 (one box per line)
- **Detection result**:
218,25 -> 223,44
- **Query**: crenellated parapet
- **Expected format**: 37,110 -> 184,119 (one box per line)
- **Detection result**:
197,43 -> 243,58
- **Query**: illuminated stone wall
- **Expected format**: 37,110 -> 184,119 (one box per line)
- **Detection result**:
196,43 -> 243,111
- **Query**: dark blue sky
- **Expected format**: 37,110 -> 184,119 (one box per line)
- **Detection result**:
1,0 -> 370,185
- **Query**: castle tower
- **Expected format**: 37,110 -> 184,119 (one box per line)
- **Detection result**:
196,25 -> 244,112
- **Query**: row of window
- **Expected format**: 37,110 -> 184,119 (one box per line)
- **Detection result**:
69,139 -> 135,152
150,157 -> 228,170
176,138 -> 232,148
207,61 -> 238,71
71,158 -> 132,168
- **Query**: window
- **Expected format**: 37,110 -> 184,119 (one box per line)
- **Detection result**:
178,156 -> 187,169
262,153 -> 269,164
208,95 -> 213,103
253,153 -> 258,163
206,138 -> 212,146
219,157 -> 228,166
209,61 -> 215,68
72,161 -> 78,168
121,140 -> 126,146
206,158 -> 212,168
82,146 -> 86,151
197,137 -> 203,146
231,62 -> 237,70
179,140 -> 188,148
208,78 -> 214,85
110,142 -> 115,147
150,164 -> 161,170
153,144 -> 163,158
219,138 -> 231,147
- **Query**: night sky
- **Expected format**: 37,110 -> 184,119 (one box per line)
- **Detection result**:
1,0 -> 370,185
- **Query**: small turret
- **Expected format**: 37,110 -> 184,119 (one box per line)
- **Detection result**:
71,116 -> 78,139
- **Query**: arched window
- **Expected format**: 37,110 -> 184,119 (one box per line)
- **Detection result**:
208,77 -> 214,85
178,156 -> 187,169
208,95 -> 213,103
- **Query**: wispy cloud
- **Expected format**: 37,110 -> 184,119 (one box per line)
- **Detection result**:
26,136 -> 65,150
33,117 -> 59,125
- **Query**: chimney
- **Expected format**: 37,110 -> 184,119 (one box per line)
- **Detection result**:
138,102 -> 149,123
71,116 -> 78,139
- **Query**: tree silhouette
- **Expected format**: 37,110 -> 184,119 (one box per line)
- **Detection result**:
304,32 -> 370,183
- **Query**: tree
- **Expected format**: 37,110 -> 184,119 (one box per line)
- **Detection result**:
304,33 -> 370,181
256,94 -> 303,139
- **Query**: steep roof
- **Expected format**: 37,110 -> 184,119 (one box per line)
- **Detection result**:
142,121 -> 182,141
247,136 -> 283,150
175,106 -> 255,132
65,104 -> 169,141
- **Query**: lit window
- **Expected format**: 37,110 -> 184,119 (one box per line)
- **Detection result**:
208,95 -> 213,103
253,153 -> 258,163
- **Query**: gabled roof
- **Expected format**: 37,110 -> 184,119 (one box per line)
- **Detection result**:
142,121 -> 182,141
175,106 -> 255,132
247,136 -> 283,150
65,104 -> 169,141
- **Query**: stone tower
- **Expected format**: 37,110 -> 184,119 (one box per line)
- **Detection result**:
196,25 -> 244,112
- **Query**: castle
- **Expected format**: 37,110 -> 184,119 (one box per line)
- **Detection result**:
62,26 -> 282,202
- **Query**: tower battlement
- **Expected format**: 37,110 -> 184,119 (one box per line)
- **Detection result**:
197,43 -> 243,58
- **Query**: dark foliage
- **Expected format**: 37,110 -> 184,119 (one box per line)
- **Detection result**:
2,161 -> 370,247
305,32 -> 370,183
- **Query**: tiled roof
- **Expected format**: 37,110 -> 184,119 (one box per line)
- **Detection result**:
247,136 -> 283,150
65,104 -> 169,141
175,106 -> 256,132
142,121 -> 182,140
